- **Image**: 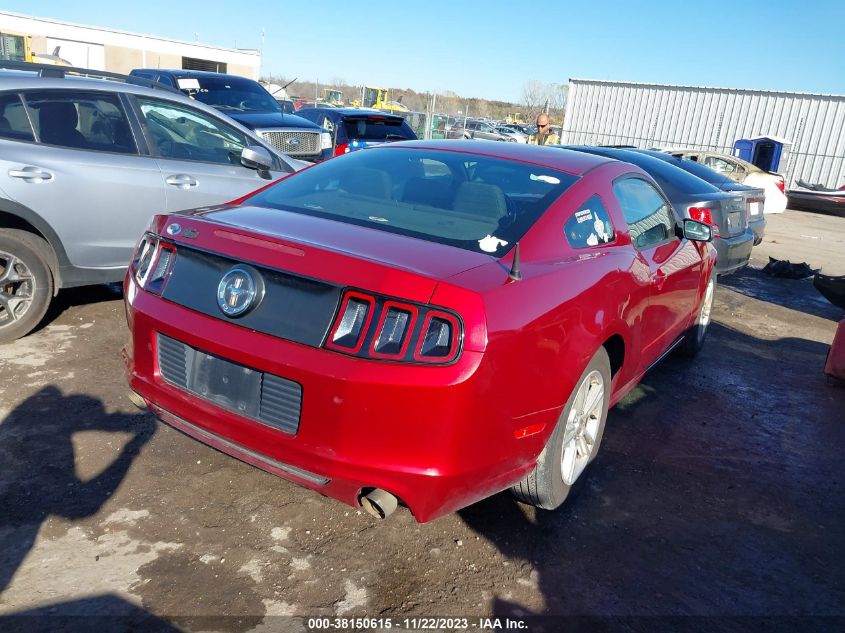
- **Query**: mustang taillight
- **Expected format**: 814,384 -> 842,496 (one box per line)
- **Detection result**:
325,292 -> 375,353
324,291 -> 462,364
415,312 -> 460,362
131,234 -> 177,295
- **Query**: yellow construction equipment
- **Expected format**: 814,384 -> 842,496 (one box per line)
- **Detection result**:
358,86 -> 409,112
322,89 -> 345,106
1,30 -> 71,66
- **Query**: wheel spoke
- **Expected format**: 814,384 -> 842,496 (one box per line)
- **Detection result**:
562,441 -> 578,483
0,256 -> 26,285
576,433 -> 590,458
582,381 -> 604,416
0,294 -> 17,321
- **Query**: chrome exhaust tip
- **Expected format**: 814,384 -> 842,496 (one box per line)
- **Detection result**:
360,488 -> 398,519
126,390 -> 148,410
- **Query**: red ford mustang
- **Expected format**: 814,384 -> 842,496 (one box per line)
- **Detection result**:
124,140 -> 717,522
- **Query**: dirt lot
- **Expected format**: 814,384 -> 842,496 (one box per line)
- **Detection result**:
1,210 -> 843,632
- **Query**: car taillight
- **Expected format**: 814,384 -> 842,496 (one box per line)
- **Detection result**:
414,312 -> 460,363
325,292 -> 375,353
334,142 -> 350,156
776,176 -> 785,194
131,234 -> 177,295
324,291 -> 462,364
688,207 -> 720,237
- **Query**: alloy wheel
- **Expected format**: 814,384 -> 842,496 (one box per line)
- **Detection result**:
561,370 -> 605,485
0,251 -> 36,326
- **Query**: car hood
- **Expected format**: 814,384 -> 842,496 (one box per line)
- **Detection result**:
181,204 -> 496,282
226,111 -> 321,130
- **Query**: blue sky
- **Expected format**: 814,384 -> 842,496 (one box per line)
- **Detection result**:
5,1 -> 844,102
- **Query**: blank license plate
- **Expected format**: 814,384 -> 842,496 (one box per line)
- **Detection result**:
189,351 -> 262,418
749,202 -> 760,215
727,211 -> 742,230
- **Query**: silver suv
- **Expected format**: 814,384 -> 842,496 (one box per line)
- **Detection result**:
0,63 -> 302,342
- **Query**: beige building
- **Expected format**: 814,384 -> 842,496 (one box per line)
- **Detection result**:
0,10 -> 260,79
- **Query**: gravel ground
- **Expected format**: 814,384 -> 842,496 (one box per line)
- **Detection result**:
0,210 -> 843,633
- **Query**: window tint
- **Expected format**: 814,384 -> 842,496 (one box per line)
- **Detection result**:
137,97 -> 250,165
342,117 -> 415,141
247,148 -> 578,255
613,178 -> 675,250
24,91 -> 136,153
607,150 -> 720,198
565,195 -> 615,249
0,93 -> 34,141
183,76 -> 280,114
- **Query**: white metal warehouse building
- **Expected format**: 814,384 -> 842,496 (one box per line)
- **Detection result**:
0,11 -> 260,80
561,78 -> 845,189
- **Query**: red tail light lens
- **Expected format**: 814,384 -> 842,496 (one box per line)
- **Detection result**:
324,291 -> 461,364
688,207 -> 720,237
688,207 -> 714,225
334,142 -> 350,156
776,177 -> 785,194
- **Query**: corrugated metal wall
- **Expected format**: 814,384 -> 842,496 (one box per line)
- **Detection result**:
562,79 -> 845,189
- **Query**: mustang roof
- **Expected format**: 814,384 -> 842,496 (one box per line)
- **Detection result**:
383,139 -> 615,176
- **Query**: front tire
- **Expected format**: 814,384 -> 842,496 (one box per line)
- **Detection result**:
0,230 -> 54,344
511,348 -> 611,510
679,276 -> 715,357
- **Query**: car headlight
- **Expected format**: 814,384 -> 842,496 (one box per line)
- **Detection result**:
320,132 -> 332,150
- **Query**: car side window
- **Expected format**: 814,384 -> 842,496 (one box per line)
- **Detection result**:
136,97 -> 250,165
23,90 -> 136,153
564,195 -> 615,249
612,177 -> 675,250
0,93 -> 35,142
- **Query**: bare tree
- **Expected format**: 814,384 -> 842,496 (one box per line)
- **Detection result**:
522,80 -> 548,113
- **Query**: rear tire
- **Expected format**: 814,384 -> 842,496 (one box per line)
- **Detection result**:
511,348 -> 611,510
679,275 -> 715,357
0,230 -> 54,344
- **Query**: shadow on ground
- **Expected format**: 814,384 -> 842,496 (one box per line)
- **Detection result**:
460,323 -> 845,630
0,386 -> 154,594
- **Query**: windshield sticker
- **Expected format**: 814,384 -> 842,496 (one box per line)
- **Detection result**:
478,235 -> 509,253
530,174 -> 561,185
575,208 -> 594,223
177,78 -> 201,90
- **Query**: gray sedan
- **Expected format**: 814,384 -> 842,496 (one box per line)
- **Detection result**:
561,146 -> 755,275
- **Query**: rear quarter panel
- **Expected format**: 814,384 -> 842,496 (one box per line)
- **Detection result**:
441,162 -> 652,459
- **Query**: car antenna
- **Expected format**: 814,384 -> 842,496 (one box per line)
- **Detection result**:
508,242 -> 522,281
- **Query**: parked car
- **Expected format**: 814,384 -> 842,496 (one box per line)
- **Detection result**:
561,146 -> 755,275
125,140 -> 717,522
447,119 -> 510,141
293,107 -> 417,157
658,148 -> 787,214
0,62 -> 302,342
632,150 -> 767,245
130,69 -> 332,162
495,126 -> 527,143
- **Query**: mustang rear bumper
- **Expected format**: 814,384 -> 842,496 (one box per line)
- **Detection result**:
124,280 -> 543,522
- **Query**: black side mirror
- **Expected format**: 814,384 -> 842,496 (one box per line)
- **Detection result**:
683,219 -> 713,242
241,146 -> 273,178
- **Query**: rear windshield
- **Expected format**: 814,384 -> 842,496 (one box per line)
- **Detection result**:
183,76 -> 281,114
343,117 -> 416,141
608,150 -> 721,198
638,151 -> 739,190
247,148 -> 578,255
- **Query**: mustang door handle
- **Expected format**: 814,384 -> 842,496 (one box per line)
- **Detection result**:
165,174 -> 199,189
8,167 -> 54,183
